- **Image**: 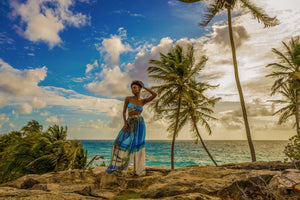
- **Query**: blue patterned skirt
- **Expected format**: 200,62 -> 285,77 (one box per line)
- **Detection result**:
105,115 -> 146,176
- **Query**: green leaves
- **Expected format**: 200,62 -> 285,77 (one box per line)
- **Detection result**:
266,36 -> 300,130
284,134 -> 300,168
199,0 -> 224,26
240,0 -> 279,27
179,0 -> 279,28
147,43 -> 218,168
0,120 -> 91,184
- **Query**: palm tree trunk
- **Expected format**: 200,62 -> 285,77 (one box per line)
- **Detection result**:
227,6 -> 256,162
171,95 -> 182,169
192,116 -> 218,166
295,88 -> 300,136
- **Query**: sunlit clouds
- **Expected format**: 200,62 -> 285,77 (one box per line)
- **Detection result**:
9,0 -> 89,48
0,0 -> 299,140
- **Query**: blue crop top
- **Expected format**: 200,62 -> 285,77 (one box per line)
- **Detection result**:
127,96 -> 143,114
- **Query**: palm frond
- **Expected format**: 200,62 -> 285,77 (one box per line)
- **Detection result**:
240,0 -> 279,27
271,47 -> 295,69
199,0 -> 224,26
265,63 -> 292,71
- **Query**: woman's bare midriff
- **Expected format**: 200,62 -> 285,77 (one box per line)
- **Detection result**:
128,110 -> 141,116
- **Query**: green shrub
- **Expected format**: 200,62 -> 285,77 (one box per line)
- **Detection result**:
0,120 -> 95,183
284,134 -> 300,168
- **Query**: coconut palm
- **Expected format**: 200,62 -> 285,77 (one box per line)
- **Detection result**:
268,82 -> 298,129
266,36 -> 300,135
178,0 -> 280,161
147,43 -> 208,169
46,124 -> 68,141
21,119 -> 43,136
165,78 -> 221,166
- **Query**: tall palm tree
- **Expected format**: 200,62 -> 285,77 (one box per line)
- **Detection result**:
178,0 -> 280,161
147,43 -> 208,169
165,78 -> 221,166
266,36 -> 300,135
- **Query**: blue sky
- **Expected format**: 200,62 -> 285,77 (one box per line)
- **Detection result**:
1,0 -> 209,96
0,0 -> 299,140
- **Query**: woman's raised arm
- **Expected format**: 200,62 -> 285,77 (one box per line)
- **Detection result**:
139,81 -> 157,105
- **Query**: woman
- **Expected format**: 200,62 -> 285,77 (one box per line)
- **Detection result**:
105,80 -> 157,178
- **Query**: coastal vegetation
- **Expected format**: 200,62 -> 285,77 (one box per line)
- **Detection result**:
284,134 -> 300,168
158,75 -> 221,167
0,120 -> 95,184
147,43 -> 219,169
176,77 -> 221,166
265,35 -> 300,168
178,0 -> 280,162
266,36 -> 300,136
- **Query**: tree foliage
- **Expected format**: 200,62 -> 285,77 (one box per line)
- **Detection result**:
0,120 -> 93,184
284,134 -> 300,169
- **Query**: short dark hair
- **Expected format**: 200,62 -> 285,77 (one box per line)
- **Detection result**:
131,80 -> 142,89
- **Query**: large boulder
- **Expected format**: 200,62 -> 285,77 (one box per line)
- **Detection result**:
269,168 -> 300,197
140,165 -> 281,198
0,186 -> 101,200
6,169 -> 96,189
221,161 -> 294,171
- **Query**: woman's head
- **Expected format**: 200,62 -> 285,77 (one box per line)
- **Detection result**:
131,80 -> 142,94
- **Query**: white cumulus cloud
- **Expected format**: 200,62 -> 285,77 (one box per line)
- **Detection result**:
40,111 -> 50,116
98,27 -> 132,65
0,59 -> 47,96
86,65 -> 131,98
10,0 -> 89,48
30,97 -> 47,109
45,115 -> 64,124
86,60 -> 98,74
17,103 -> 33,114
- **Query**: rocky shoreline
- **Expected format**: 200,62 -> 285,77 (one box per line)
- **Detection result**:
0,161 -> 299,199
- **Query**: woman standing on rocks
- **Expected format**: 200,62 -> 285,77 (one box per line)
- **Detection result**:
105,80 -> 157,178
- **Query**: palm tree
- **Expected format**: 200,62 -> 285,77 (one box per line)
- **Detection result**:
166,78 -> 221,166
266,36 -> 300,135
46,124 -> 68,141
21,120 -> 43,136
147,43 -> 208,169
0,120 -> 92,183
178,0 -> 280,162
268,82 -> 298,129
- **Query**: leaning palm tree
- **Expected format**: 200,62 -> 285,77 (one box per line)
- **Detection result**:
166,78 -> 221,166
178,0 -> 280,161
266,36 -> 300,135
147,43 -> 208,169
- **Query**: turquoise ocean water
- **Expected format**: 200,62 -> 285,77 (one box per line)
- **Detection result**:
81,140 -> 289,169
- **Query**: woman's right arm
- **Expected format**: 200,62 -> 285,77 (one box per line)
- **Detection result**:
123,97 -> 128,132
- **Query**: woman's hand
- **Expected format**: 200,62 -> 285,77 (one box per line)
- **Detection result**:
123,123 -> 129,134
138,80 -> 145,88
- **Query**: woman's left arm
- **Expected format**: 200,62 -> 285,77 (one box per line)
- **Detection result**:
139,81 -> 157,105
